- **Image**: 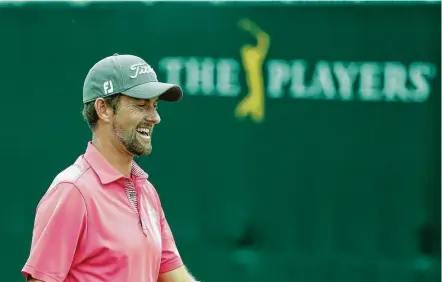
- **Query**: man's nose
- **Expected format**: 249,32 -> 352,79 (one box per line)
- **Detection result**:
149,111 -> 161,125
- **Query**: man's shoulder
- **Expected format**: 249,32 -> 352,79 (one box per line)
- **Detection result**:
36,155 -> 93,208
47,155 -> 92,193
143,179 -> 159,195
142,179 -> 164,209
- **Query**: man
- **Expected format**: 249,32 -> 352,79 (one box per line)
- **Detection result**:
21,54 -> 199,282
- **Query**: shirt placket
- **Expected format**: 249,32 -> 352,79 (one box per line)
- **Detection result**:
124,178 -> 146,235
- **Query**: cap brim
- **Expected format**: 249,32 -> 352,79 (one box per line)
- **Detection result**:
121,82 -> 183,102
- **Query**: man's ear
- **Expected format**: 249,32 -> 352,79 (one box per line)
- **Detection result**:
94,98 -> 114,124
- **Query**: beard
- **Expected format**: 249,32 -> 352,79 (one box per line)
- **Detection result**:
111,118 -> 152,157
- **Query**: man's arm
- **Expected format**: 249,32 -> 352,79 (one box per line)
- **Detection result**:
158,265 -> 198,282
21,182 -> 87,282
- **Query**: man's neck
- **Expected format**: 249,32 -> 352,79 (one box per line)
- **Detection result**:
91,134 -> 133,178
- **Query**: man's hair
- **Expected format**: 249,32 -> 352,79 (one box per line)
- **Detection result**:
82,94 -> 121,130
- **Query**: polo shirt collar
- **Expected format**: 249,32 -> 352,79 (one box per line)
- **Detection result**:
83,142 -> 148,184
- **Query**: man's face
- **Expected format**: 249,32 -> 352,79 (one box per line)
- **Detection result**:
111,95 -> 161,156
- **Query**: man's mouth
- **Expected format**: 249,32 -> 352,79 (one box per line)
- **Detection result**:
136,128 -> 151,139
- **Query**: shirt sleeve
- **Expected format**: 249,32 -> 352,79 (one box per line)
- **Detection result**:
21,182 -> 87,282
159,207 -> 184,274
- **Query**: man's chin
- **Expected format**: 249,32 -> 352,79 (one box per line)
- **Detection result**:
134,147 -> 152,157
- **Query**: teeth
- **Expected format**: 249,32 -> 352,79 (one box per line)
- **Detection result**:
137,128 -> 150,134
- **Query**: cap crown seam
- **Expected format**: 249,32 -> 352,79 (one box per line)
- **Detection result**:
113,56 -> 125,93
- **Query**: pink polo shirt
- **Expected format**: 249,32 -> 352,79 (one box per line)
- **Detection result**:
22,142 -> 183,282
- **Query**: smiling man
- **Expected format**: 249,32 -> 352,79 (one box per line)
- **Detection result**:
22,54 -> 198,282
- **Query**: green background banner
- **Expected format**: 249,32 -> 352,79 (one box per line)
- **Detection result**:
0,2 -> 439,281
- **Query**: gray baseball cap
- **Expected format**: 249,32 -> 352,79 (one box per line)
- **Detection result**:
83,54 -> 183,103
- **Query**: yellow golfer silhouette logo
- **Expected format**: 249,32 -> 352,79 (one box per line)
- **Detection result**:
235,18 -> 270,123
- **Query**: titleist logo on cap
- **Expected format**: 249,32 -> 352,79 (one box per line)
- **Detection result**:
129,63 -> 157,79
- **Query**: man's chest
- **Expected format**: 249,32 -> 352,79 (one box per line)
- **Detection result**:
78,185 -> 163,265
